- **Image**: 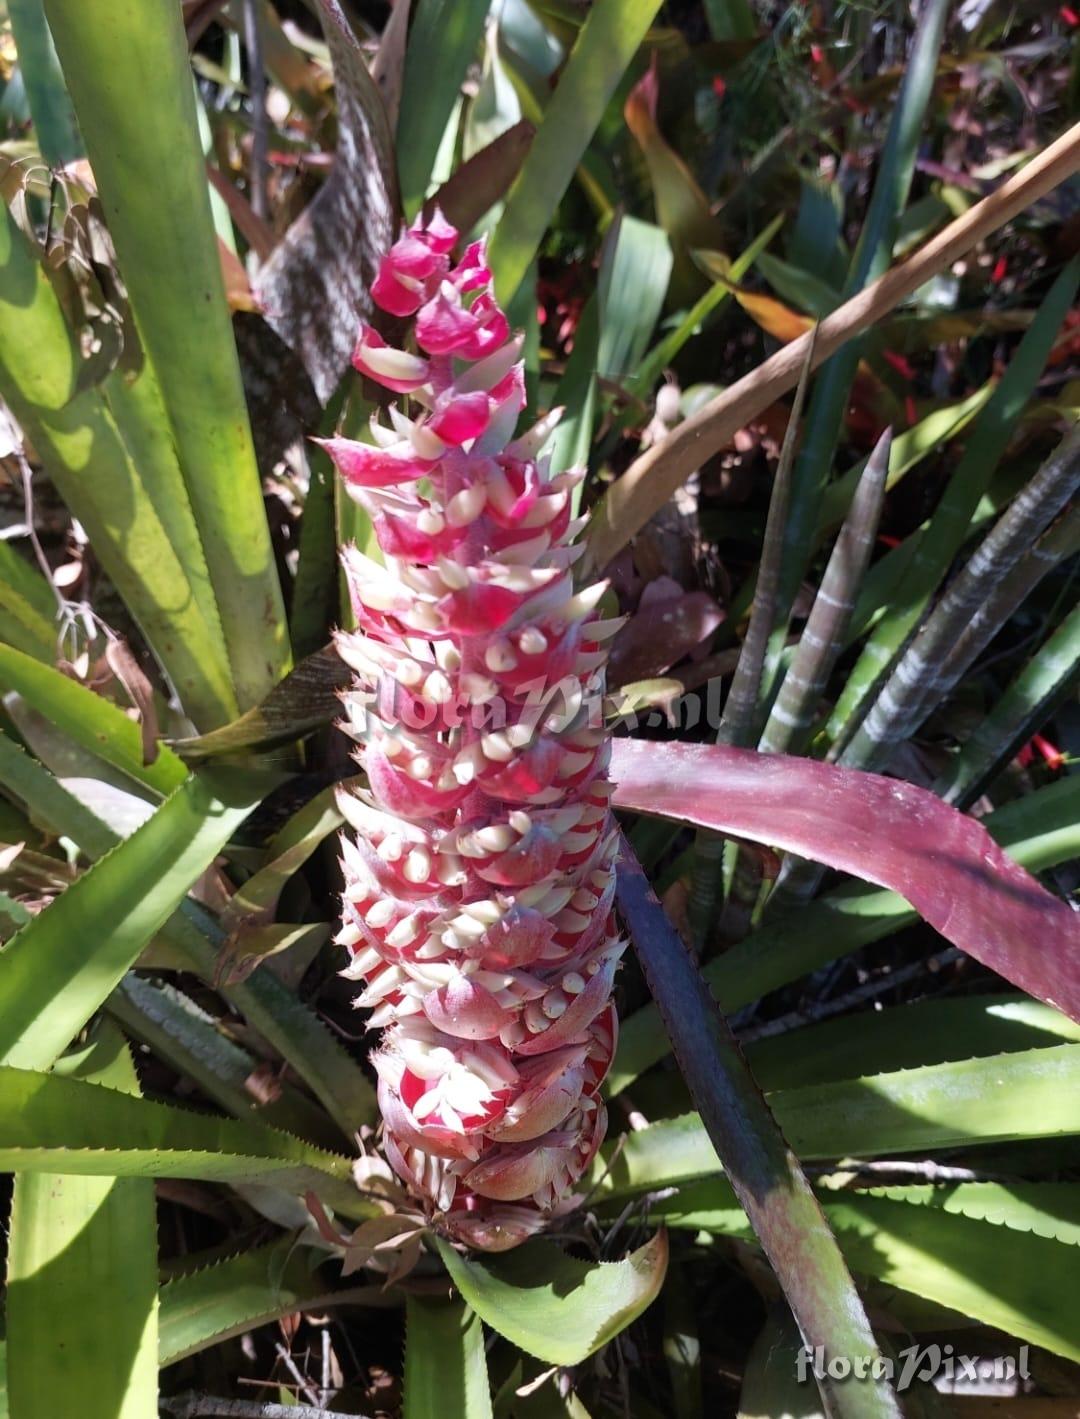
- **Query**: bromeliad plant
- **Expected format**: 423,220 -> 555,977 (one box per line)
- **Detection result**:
327,211 -> 621,1250
0,0 -> 1078,1416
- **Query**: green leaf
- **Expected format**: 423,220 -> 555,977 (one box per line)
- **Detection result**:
397,0 -> 490,216
629,214 -> 784,398
0,206 -> 239,728
436,1231 -> 668,1366
5,1024 -> 158,1419
755,250 -> 840,318
0,767 -> 267,1070
166,902 -> 378,1137
703,0 -> 757,40
107,975 -> 340,1148
747,995 -> 1080,1091
817,382 -> 993,541
739,1310 -> 823,1419
597,215 -> 672,380
158,1241 -> 371,1366
405,1296 -> 494,1419
216,920 -> 331,987
844,1180 -> 1080,1246
0,732 -> 377,1139
934,599 -> 1080,807
656,1183 -> 1080,1361
0,1062 -> 362,1206
222,782 -> 343,928
774,0 -> 950,628
462,18 -> 522,167
548,293 -> 599,482
0,644 -> 187,796
100,349 -> 230,675
44,0 -> 290,708
0,728 -> 117,859
7,0 -> 80,166
488,0 -> 663,303
829,256 -> 1080,740
826,1195 -> 1080,1361
290,437 -> 340,662
0,539 -> 58,662
596,1045 -> 1080,1199
625,70 -> 721,302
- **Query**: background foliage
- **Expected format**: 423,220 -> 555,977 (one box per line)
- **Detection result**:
0,0 -> 1077,1415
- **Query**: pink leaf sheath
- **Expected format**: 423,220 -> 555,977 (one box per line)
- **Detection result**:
330,211 -> 623,1251
610,739 -> 1080,1022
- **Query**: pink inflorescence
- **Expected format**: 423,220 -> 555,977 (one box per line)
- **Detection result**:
326,210 -> 624,1252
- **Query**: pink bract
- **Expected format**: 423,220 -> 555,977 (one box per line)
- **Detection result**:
329,210 -> 622,1251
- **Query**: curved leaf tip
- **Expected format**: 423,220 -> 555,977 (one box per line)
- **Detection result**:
435,1229 -> 669,1365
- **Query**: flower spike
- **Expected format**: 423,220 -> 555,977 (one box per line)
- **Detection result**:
332,211 -> 621,1251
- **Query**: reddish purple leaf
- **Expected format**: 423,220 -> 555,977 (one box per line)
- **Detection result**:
609,580 -> 724,687
426,121 -> 537,238
609,739 -> 1080,1021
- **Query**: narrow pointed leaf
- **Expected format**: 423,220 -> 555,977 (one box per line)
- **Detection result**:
0,740 -> 377,1136
596,1045 -> 1080,1199
6,1026 -> 158,1419
0,1064 -> 362,1207
0,728 -> 118,859
653,1183 -> 1080,1361
223,784 -> 343,927
0,644 -> 186,795
405,1296 -> 494,1419
0,206 -> 238,727
934,600 -> 1080,808
747,995 -> 1080,1091
488,0 -> 664,302
610,739 -> 1080,1020
829,257 -> 1080,738
7,0 -> 80,166
397,0 -> 490,217
101,351 -> 229,666
775,0 -> 950,608
0,767 -> 268,1070
825,1195 -> 1080,1361
159,1242 -> 381,1366
44,0 -> 290,706
429,120 -> 536,235
107,975 -> 339,1147
596,215 -> 672,380
760,428 -> 891,755
0,540 -> 57,662
172,647 -> 351,760
166,903 -> 378,1136
833,1180 -> 1080,1245
436,1231 -> 668,1367
630,215 -> 784,398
